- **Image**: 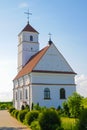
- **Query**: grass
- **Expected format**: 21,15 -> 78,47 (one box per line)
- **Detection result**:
61,117 -> 77,130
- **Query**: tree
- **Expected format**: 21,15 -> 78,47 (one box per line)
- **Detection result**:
67,92 -> 83,118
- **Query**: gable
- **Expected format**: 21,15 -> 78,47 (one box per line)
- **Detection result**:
33,43 -> 74,72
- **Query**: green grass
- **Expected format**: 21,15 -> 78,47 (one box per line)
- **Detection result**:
61,117 -> 77,130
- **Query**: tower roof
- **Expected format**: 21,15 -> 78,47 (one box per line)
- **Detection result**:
20,23 -> 39,34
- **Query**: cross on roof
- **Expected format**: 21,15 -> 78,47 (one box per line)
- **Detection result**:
24,9 -> 32,24
48,33 -> 52,40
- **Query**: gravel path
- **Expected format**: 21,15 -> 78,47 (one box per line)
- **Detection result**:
0,110 -> 31,130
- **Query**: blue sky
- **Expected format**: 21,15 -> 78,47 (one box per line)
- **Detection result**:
0,0 -> 87,101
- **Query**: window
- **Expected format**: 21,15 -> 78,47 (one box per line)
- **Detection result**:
44,88 -> 50,99
20,90 -> 22,100
15,92 -> 17,100
30,35 -> 33,41
25,89 -> 28,99
60,88 -> 66,99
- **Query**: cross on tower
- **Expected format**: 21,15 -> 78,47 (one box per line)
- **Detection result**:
24,9 -> 32,24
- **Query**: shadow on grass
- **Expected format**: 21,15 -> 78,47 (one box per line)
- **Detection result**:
0,127 -> 28,130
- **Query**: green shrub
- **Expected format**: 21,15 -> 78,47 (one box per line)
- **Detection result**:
14,110 -> 19,119
39,109 -> 61,130
11,109 -> 16,117
30,120 -> 41,130
18,110 -> 28,122
76,109 -> 87,130
25,110 -> 39,125
9,107 -> 15,113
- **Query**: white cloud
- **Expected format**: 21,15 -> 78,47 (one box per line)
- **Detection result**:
75,74 -> 87,97
19,2 -> 28,8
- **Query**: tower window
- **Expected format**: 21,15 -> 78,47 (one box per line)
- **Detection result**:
60,88 -> 66,99
44,88 -> 50,99
30,35 -> 33,41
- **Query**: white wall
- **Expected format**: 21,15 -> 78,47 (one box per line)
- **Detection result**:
34,44 -> 74,72
32,85 -> 76,108
31,73 -> 75,84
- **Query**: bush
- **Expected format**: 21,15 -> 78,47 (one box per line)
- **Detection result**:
14,110 -> 19,119
11,109 -> 16,117
25,110 -> 39,125
30,121 -> 41,130
39,109 -> 61,130
9,107 -> 15,113
18,110 -> 28,122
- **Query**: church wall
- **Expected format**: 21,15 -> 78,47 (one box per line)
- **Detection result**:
34,44 -> 74,72
32,85 -> 76,108
31,73 -> 75,85
22,32 -> 38,43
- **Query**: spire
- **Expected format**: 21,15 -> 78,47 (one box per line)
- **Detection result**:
24,9 -> 32,24
48,33 -> 53,45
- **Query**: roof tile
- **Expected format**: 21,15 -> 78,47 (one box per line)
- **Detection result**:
14,45 -> 49,80
21,23 -> 39,33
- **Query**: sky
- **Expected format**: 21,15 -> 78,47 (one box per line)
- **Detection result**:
0,0 -> 87,101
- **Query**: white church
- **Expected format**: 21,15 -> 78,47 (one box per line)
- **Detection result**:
13,19 -> 76,110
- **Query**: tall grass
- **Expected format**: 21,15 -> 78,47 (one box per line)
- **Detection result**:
61,117 -> 77,130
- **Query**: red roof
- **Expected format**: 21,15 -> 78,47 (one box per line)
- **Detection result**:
14,46 -> 49,80
20,23 -> 39,33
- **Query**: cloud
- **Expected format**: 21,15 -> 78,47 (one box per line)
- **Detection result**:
19,2 -> 28,8
75,74 -> 87,97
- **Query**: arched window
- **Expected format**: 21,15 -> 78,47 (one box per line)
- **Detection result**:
44,88 -> 50,99
30,35 -> 33,41
60,88 -> 66,99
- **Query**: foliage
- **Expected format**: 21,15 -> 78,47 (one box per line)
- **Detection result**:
39,109 -> 61,130
13,110 -> 19,119
0,102 -> 13,110
67,92 -> 83,118
25,110 -> 39,125
30,120 -> 41,130
76,109 -> 87,130
25,104 -> 30,110
82,98 -> 87,108
63,101 -> 70,117
18,110 -> 28,122
9,107 -> 15,113
61,117 -> 77,130
34,103 -> 41,111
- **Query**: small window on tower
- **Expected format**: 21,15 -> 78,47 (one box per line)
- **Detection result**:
30,35 -> 33,41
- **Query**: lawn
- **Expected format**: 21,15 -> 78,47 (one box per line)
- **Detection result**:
61,117 -> 77,130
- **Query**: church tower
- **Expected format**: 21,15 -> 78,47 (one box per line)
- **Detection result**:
18,22 -> 39,72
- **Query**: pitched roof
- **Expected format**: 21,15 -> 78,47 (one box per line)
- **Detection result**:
20,23 -> 39,34
14,45 -> 49,80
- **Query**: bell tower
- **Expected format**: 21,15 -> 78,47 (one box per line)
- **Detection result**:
17,13 -> 39,72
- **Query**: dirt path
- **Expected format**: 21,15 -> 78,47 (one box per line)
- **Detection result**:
0,110 -> 31,130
